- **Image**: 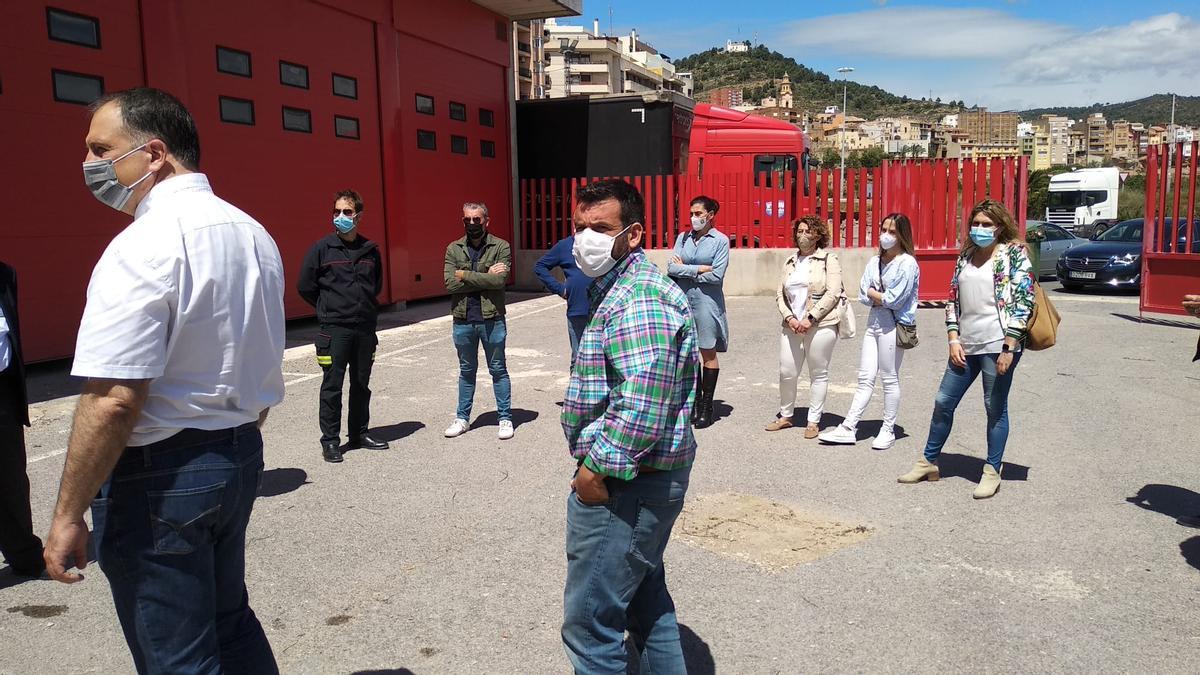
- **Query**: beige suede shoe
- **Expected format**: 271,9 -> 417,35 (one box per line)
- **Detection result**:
897,459 -> 940,483
973,464 -> 1002,499
765,417 -> 794,432
804,423 -> 820,439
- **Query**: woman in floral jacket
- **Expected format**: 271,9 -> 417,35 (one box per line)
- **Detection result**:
898,200 -> 1035,499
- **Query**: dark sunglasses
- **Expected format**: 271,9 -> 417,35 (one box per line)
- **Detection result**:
463,217 -> 486,225
332,208 -> 357,216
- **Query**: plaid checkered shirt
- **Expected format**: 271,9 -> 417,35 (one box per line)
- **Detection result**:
561,249 -> 700,480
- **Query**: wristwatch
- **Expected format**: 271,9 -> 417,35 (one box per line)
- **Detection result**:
1001,343 -> 1011,353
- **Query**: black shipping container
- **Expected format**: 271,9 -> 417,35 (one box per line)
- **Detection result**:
517,94 -> 694,179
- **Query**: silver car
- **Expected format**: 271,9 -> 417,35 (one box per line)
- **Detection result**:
1029,220 -> 1087,279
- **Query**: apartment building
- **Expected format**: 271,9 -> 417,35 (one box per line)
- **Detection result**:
539,18 -> 691,99
708,87 -> 744,108
958,107 -> 1020,146
1109,119 -> 1135,162
1032,114 -> 1071,166
513,20 -> 547,100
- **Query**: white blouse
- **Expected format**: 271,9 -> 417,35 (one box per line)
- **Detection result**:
785,256 -> 811,317
956,258 -> 1018,355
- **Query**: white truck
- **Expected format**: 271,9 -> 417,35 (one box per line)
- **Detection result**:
1046,167 -> 1120,236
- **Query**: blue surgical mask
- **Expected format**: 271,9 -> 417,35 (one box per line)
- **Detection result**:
333,214 -> 356,233
969,226 -> 996,247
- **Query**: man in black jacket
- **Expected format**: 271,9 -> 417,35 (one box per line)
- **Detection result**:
0,260 -> 43,578
298,190 -> 388,463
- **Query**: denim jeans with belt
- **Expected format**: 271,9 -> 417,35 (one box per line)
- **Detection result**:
91,423 -> 277,675
922,352 -> 1022,469
562,466 -> 691,675
452,318 -> 511,421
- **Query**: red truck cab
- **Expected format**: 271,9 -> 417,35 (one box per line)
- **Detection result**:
688,103 -> 809,189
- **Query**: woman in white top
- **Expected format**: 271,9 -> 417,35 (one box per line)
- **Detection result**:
898,200 -> 1036,499
819,213 -> 920,450
766,216 -> 845,438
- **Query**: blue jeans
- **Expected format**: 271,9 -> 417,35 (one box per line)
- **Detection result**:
562,466 -> 691,675
91,424 -> 277,675
567,315 -> 589,363
923,352 -> 1022,469
452,319 -> 511,421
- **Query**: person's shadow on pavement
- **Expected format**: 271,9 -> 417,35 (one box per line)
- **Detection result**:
1126,484 -> 1200,520
1127,484 -> 1200,571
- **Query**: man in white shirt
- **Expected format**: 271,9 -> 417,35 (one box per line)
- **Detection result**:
43,88 -> 284,674
0,261 -> 43,579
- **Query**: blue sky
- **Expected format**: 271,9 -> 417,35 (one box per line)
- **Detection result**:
579,0 -> 1199,111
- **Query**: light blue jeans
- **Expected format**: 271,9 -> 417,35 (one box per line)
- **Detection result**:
562,466 -> 691,674
452,319 -> 511,421
922,352 -> 1022,469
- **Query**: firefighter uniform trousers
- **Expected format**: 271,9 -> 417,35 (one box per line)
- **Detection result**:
315,324 -> 378,444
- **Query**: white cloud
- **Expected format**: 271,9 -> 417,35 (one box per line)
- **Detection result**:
1008,13 -> 1200,85
777,7 -> 1069,59
766,8 -> 1200,109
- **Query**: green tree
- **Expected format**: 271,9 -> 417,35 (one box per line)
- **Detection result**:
855,147 -> 888,168
819,147 -> 841,169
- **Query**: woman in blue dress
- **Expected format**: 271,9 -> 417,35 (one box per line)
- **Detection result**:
668,195 -> 730,428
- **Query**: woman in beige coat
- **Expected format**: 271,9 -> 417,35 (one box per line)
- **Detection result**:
766,215 -> 845,438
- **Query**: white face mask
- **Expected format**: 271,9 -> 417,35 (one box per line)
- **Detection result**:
572,225 -> 632,278
690,215 -> 707,231
879,232 -> 898,251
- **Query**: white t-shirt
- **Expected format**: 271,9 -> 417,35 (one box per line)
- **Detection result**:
72,174 -> 286,446
785,256 -> 811,317
957,257 -> 1015,355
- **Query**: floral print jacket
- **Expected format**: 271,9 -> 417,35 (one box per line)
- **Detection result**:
945,242 -> 1036,341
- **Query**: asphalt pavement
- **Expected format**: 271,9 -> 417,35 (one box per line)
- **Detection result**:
3,283 -> 1199,674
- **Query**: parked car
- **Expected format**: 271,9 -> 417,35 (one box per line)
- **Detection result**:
1055,218 -> 1200,291
1027,220 -> 1087,279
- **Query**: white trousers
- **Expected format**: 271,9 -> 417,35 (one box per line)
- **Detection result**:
843,316 -> 904,433
778,325 -> 839,423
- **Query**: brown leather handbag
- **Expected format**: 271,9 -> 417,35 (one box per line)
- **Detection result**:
1025,282 -> 1061,351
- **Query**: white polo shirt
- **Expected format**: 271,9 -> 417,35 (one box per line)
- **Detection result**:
72,173 -> 286,446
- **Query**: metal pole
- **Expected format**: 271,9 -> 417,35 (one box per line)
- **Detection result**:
836,67 -> 854,196
841,83 -> 847,192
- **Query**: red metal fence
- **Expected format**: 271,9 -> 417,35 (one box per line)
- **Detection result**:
1142,142 -> 1200,316
519,157 -> 1028,300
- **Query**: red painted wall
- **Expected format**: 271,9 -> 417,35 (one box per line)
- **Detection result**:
0,0 -> 514,361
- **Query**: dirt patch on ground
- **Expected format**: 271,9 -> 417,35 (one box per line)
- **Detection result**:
7,604 -> 68,619
676,493 -> 873,572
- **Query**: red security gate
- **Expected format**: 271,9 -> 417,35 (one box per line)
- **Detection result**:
519,157 -> 1027,301
1142,142 -> 1200,317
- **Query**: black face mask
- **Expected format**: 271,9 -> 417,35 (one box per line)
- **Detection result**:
465,223 -> 486,240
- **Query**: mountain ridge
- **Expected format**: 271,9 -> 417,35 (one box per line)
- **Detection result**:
674,46 -> 1198,128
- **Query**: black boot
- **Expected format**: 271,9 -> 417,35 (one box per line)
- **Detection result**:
348,433 -> 389,450
693,367 -> 720,428
322,440 -> 344,463
691,371 -> 704,424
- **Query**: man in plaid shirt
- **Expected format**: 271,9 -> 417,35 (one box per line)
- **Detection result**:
560,179 -> 699,673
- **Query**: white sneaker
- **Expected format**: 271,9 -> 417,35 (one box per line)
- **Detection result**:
498,420 -> 515,440
871,429 -> 896,450
817,424 -> 858,445
444,419 -> 469,438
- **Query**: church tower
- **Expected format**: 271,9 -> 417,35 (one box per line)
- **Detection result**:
778,74 -> 793,109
